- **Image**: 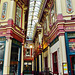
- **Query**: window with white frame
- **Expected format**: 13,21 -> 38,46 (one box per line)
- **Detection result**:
16,4 -> 22,27
26,49 -> 30,56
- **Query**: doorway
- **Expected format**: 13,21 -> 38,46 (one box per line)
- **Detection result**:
10,46 -> 21,75
70,55 -> 75,75
52,51 -> 58,74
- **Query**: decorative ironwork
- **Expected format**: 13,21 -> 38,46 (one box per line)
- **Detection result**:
1,2 -> 7,20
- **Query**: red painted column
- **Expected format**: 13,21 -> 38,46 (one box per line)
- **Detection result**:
31,48 -> 32,57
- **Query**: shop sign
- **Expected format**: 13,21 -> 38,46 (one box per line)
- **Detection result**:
1,2 -> 7,20
12,39 -> 21,46
67,33 -> 75,38
63,63 -> 68,74
66,0 -> 73,13
0,37 -> 6,41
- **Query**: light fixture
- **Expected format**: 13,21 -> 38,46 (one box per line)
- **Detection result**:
30,44 -> 33,48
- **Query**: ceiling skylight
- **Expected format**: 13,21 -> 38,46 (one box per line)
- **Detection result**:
27,0 -> 42,40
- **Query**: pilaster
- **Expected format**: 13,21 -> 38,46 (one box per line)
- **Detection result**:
21,43 -> 24,75
3,38 -> 12,75
39,55 -> 42,72
8,0 -> 16,25
59,34 -> 67,75
56,0 -> 63,20
48,46 -> 51,71
42,52 -> 44,71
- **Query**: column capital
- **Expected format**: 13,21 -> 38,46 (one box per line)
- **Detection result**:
57,14 -> 63,20
6,36 -> 13,40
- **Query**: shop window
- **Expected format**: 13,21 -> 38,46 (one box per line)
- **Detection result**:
16,4 -> 22,27
24,61 -> 32,74
53,51 -> 58,74
0,43 -> 5,75
51,0 -> 57,25
69,39 -> 75,52
26,49 -> 30,56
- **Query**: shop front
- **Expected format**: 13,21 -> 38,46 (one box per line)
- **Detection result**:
65,32 -> 75,75
50,37 -> 59,74
10,39 -> 22,75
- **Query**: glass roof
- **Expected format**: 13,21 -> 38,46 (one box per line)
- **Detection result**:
27,0 -> 42,40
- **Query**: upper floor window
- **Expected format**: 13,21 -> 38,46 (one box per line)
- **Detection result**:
16,4 -> 22,27
26,49 -> 30,56
44,19 -> 47,34
51,0 -> 57,25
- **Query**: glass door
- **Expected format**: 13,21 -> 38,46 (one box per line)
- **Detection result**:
70,55 -> 75,75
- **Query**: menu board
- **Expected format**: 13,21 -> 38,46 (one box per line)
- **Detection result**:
63,63 -> 68,74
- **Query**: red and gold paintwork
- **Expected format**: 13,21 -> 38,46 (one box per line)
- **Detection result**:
0,19 -> 24,42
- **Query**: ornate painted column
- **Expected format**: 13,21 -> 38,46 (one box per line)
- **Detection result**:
59,35 -> 68,75
48,46 -> 51,71
32,60 -> 34,74
3,38 -> 12,75
39,54 -> 42,74
22,6 -> 27,29
42,52 -> 44,72
56,0 -> 63,20
21,43 -> 24,75
8,0 -> 16,25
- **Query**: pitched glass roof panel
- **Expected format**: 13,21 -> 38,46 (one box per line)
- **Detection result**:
27,0 -> 42,40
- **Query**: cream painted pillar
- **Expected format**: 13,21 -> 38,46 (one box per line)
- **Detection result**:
42,52 -> 44,71
9,0 -> 16,20
48,46 -> 51,71
46,16 -> 50,31
21,45 -> 24,75
59,35 -> 67,75
32,60 -> 34,72
39,34 -> 41,43
3,39 -> 12,75
39,55 -> 41,72
56,0 -> 63,20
